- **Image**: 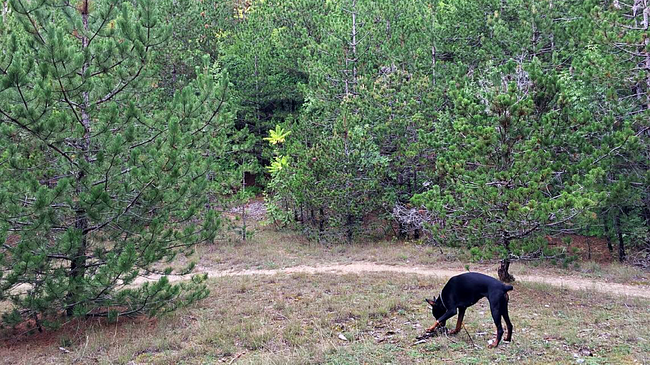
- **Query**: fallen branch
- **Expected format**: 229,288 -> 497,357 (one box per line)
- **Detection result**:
413,326 -> 447,345
463,324 -> 475,348
228,352 -> 245,365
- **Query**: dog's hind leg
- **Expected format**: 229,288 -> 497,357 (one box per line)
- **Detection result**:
449,307 -> 466,335
502,301 -> 513,342
488,297 -> 505,348
488,310 -> 504,348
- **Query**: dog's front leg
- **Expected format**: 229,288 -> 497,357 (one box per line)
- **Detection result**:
426,321 -> 441,333
426,308 -> 457,333
449,307 -> 466,335
426,320 -> 447,332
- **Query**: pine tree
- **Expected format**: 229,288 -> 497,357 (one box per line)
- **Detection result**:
268,0 -> 439,242
263,0 -> 386,242
590,0 -> 650,261
413,60 -> 597,281
154,0 -> 235,95
0,0 -> 233,328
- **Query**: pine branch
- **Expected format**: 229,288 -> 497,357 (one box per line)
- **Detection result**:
83,179 -> 154,235
0,108 -> 79,168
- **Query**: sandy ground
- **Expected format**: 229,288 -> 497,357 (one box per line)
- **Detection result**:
134,261 -> 650,299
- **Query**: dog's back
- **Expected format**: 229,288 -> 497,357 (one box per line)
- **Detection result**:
441,272 -> 513,308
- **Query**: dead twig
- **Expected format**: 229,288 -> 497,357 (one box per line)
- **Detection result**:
413,326 -> 447,345
228,352 -> 245,365
412,339 -> 428,346
463,324 -> 476,347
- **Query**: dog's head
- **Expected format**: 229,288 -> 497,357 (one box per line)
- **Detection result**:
425,296 -> 446,320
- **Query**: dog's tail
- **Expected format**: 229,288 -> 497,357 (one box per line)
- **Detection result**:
503,285 -> 513,303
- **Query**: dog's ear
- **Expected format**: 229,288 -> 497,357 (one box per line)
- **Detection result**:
425,298 -> 435,306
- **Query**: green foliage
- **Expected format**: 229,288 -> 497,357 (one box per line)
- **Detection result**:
254,0 -> 442,242
413,59 -> 601,258
0,1 -> 236,327
263,125 -> 291,145
585,1 -> 650,261
216,0 -> 648,255
153,0 -> 235,95
2,0 -> 649,335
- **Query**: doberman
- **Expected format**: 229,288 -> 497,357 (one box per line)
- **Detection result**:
425,272 -> 514,348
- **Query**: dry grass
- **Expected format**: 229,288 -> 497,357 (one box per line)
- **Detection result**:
193,224 -> 649,286
193,222 -> 485,272
2,224 -> 650,364
2,272 -> 649,364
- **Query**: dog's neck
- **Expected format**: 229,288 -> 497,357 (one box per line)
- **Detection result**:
438,293 -> 447,310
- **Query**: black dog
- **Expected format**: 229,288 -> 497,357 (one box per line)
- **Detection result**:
425,272 -> 513,348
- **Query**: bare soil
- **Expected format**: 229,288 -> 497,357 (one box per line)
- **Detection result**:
227,199 -> 267,221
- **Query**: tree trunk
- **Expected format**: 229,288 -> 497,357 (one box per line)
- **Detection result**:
615,212 -> 626,262
67,0 -> 91,316
241,162 -> 246,241
346,213 -> 354,244
67,191 -> 88,316
603,213 -> 614,253
497,236 -> 515,283
498,259 -> 515,283
640,0 -> 650,111
2,1 -> 8,23
431,43 -> 436,85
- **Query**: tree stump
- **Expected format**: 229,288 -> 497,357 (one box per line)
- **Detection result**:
498,259 -> 515,283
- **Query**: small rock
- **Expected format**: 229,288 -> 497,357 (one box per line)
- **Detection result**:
579,348 -> 593,356
338,333 -> 348,341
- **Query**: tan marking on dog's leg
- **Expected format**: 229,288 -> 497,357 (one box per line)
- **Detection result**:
449,308 -> 465,335
426,321 -> 440,333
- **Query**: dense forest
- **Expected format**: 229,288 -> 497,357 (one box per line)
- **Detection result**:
0,0 -> 648,329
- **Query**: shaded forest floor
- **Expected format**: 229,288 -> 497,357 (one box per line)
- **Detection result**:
2,213 -> 650,364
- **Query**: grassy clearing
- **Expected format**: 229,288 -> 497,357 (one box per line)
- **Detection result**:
193,224 -> 649,286
2,272 -> 649,364
2,225 -> 649,364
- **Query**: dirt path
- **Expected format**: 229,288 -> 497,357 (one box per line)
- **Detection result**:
137,261 -> 650,299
